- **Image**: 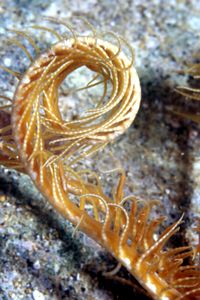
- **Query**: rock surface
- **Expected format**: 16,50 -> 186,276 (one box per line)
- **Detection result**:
0,0 -> 200,299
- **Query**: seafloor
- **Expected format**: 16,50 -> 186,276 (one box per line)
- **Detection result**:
0,0 -> 200,299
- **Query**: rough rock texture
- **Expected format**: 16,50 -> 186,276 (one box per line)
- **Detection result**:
0,0 -> 200,299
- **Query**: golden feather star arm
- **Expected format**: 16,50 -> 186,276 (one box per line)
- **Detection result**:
0,20 -> 199,300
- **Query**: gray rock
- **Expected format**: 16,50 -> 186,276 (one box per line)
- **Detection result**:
0,1 -> 200,299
